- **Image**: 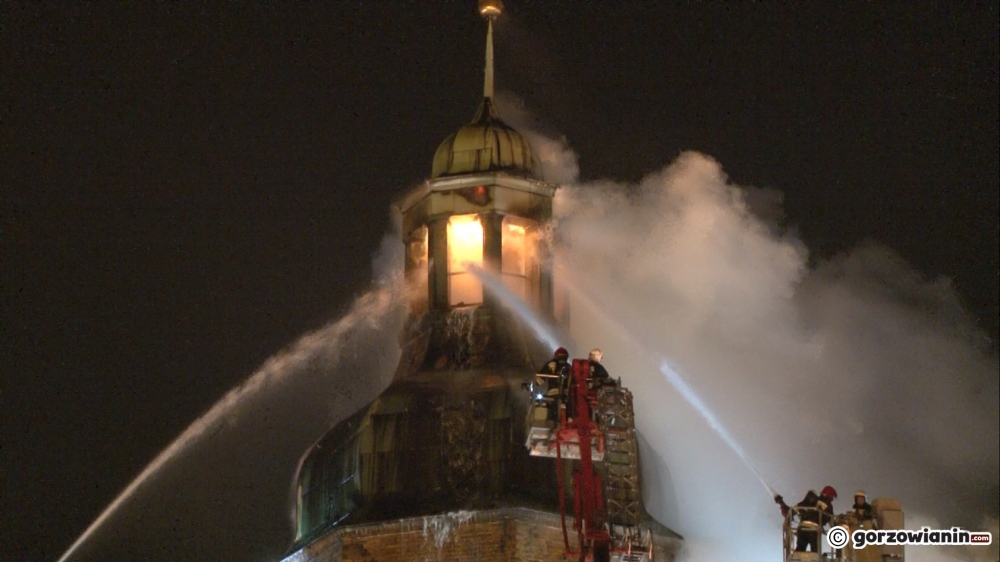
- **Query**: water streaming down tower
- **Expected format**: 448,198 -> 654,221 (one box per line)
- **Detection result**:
282,3 -> 680,561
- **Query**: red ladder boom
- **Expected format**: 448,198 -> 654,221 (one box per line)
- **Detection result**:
560,359 -> 611,561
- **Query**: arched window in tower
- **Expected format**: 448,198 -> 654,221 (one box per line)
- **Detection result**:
406,226 -> 428,273
406,226 -> 429,311
447,214 -> 484,306
501,216 -> 539,304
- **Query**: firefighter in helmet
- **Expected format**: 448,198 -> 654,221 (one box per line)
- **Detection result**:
588,348 -> 614,388
852,489 -> 875,526
775,485 -> 837,552
536,347 -> 571,420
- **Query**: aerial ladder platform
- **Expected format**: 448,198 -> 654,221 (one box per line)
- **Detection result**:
781,500 -> 904,562
525,358 -> 653,562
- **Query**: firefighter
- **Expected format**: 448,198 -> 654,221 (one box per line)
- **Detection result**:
775,486 -> 836,552
536,347 -> 571,420
852,489 -> 875,526
537,347 -> 571,386
588,348 -> 614,387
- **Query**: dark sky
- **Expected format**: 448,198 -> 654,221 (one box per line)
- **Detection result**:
2,2 -> 997,560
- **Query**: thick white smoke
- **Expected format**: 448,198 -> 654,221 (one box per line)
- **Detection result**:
548,150 -> 999,560
496,92 -> 580,186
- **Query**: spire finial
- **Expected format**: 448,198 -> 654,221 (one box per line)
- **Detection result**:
478,1 -> 503,99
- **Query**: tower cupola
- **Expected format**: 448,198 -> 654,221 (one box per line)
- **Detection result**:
394,0 -> 557,357
431,0 -> 541,180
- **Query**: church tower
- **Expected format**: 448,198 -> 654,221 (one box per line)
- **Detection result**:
283,3 -> 679,560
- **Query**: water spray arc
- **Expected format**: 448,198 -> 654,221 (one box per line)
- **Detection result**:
656,360 -> 778,499
560,273 -> 779,500
56,286 -> 404,562
466,262 -> 565,352
467,257 -> 776,498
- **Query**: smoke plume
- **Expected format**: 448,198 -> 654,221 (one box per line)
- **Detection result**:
549,149 -> 999,560
496,92 -> 580,186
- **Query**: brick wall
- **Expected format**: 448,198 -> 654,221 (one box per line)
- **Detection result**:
508,511 -> 572,562
282,508 -> 678,562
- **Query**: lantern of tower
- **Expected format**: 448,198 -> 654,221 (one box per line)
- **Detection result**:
394,1 -> 557,369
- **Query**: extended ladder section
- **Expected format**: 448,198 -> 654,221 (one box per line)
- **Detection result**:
596,385 -> 642,528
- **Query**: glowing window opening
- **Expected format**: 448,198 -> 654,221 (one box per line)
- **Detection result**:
501,217 -> 537,302
447,214 -> 484,306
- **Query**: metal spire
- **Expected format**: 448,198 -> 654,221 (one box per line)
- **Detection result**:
478,0 -> 502,99
484,18 -> 494,100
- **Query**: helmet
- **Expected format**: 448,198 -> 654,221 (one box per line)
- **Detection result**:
821,486 -> 838,499
554,347 -> 569,360
589,348 -> 603,363
854,490 -> 866,500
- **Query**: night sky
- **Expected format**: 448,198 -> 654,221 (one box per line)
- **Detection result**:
2,2 -> 997,560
